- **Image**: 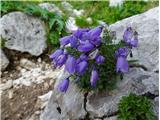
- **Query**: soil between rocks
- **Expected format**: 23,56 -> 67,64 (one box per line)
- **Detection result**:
1,78 -> 53,120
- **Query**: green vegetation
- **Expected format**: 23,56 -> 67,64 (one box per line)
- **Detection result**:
1,1 -> 66,52
69,1 -> 158,27
118,93 -> 156,120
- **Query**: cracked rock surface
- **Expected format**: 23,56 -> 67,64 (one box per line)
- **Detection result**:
0,12 -> 47,56
40,7 -> 159,120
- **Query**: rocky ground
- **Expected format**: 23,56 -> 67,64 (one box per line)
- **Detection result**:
0,1 -> 159,120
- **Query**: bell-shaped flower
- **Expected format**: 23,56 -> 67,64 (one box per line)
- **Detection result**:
130,33 -> 138,47
90,37 -> 101,46
65,55 -> 76,74
116,56 -> 129,73
58,78 -> 70,92
70,36 -> 78,48
80,54 -> 88,60
78,42 -> 95,52
115,47 -> 129,58
90,67 -> 99,87
88,26 -> 102,39
50,49 -> 63,60
73,28 -> 90,40
123,27 -> 133,42
96,55 -> 105,64
60,35 -> 72,46
76,60 -> 88,75
56,54 -> 68,67
123,27 -> 138,48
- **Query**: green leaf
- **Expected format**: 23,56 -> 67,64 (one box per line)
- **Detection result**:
49,18 -> 56,30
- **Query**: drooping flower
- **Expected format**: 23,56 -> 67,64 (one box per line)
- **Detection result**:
58,78 -> 70,92
60,35 -> 72,46
123,27 -> 138,48
79,54 -> 88,60
56,54 -> 68,67
76,60 -> 88,75
115,47 -> 129,73
70,35 -> 78,48
123,27 -> 133,43
116,56 -> 129,73
90,67 -> 99,87
88,26 -> 102,39
65,55 -> 76,74
73,28 -> 90,40
78,42 -> 95,52
96,55 -> 105,64
50,49 -> 63,60
115,47 -> 129,58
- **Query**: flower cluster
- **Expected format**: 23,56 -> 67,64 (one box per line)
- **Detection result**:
50,26 -> 138,93
115,27 -> 138,74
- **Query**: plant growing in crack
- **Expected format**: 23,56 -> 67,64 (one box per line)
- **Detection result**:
50,25 -> 138,92
118,93 -> 156,120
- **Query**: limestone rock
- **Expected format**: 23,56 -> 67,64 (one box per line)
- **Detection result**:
40,69 -> 86,120
0,49 -> 9,71
0,12 -> 47,56
109,7 -> 159,71
39,3 -> 63,16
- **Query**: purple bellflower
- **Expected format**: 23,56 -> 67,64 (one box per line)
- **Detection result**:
115,47 -> 129,73
123,27 -> 138,48
60,35 -> 72,46
65,55 -> 76,74
90,67 -> 99,87
76,60 -> 88,75
58,78 -> 70,92
78,42 -> 95,52
96,55 -> 105,64
50,49 -> 63,60
56,54 -> 68,67
116,56 -> 129,73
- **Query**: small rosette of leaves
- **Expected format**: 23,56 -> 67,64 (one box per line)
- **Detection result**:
50,25 -> 138,92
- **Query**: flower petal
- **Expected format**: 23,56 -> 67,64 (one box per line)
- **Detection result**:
96,55 -> 105,64
116,57 -> 129,73
78,42 -> 94,52
76,60 -> 88,75
90,68 -> 99,87
65,55 -> 76,74
123,27 -> 133,42
60,35 -> 72,46
50,49 -> 63,60
58,78 -> 69,92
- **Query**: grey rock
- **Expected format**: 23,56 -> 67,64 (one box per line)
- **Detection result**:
40,70 -> 86,120
86,68 -> 158,118
0,49 -> 9,71
0,80 -> 13,91
104,116 -> 117,120
39,3 -> 63,16
0,12 -> 47,56
109,7 -> 159,71
87,7 -> 159,118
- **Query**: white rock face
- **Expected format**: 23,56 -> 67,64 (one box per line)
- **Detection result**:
0,12 -> 47,56
109,0 -> 125,7
0,49 -> 9,71
39,3 -> 63,16
109,7 -> 159,72
40,81 -> 86,120
41,7 -> 159,119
